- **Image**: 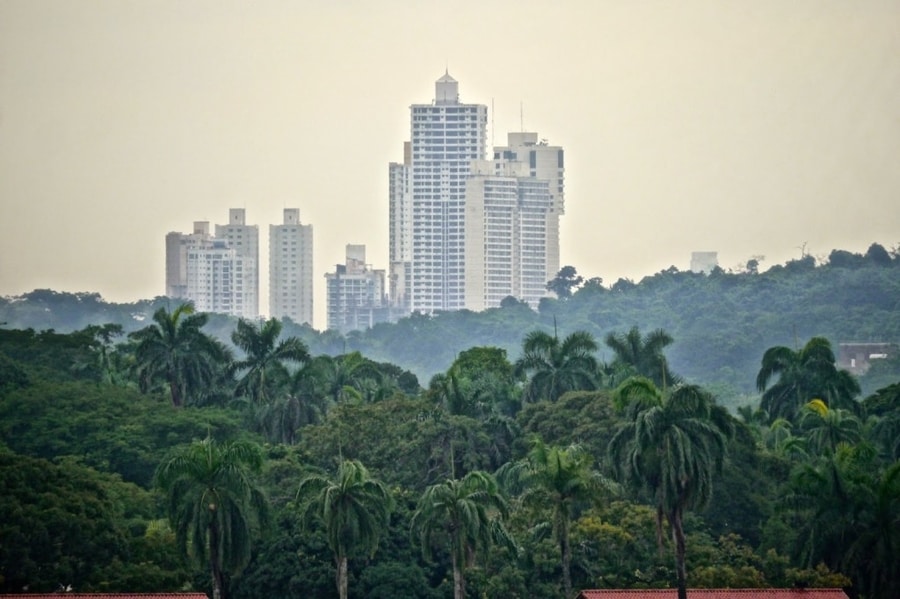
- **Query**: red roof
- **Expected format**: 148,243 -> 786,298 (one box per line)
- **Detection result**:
6,595 -> 207,599
577,590 -> 849,599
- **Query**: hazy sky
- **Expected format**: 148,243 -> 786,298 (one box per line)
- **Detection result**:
1,1 -> 898,329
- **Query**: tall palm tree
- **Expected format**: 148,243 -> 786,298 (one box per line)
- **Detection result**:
155,437 -> 269,599
499,439 -> 615,598
608,380 -> 733,599
411,470 -> 516,599
604,326 -> 678,390
129,303 -> 230,407
295,460 -> 393,599
516,330 -> 599,402
231,317 -> 310,404
756,336 -> 861,422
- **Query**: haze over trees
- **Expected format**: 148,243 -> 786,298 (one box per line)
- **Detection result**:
1,242 -> 899,598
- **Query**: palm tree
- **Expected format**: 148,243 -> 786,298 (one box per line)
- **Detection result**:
516,330 -> 599,402
604,326 -> 678,390
756,336 -> 861,422
411,470 -> 516,599
155,436 -> 269,599
800,399 -> 862,455
608,379 -> 733,599
301,352 -> 383,405
295,460 -> 393,599
129,303 -> 230,407
231,317 -> 310,404
499,439 -> 615,598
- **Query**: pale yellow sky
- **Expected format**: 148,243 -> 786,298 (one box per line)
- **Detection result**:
1,1 -> 898,329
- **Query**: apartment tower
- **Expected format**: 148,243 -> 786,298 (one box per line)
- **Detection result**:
269,208 -> 314,326
395,72 -> 488,314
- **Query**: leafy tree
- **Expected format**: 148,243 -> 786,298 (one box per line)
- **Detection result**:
155,437 -> 269,599
411,470 -> 516,599
604,326 -> 679,389
231,318 -> 310,404
129,303 -> 231,407
295,460 -> 394,599
516,330 -> 599,402
608,379 -> 733,599
756,337 -> 861,422
546,265 -> 584,299
499,438 -> 615,598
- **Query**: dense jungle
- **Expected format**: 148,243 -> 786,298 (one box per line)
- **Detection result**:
1,243 -> 898,599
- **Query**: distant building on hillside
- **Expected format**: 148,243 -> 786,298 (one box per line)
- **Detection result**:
325,245 -> 393,333
838,342 -> 897,375
269,208 -> 314,326
690,251 -> 718,274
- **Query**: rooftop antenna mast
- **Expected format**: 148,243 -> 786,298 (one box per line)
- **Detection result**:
491,98 -> 495,149
520,101 -> 524,132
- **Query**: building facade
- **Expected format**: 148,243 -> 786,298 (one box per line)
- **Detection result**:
325,245 -> 392,333
165,211 -> 258,319
390,75 -> 565,315
214,208 -> 259,317
269,208 -> 314,326
398,71 -> 488,314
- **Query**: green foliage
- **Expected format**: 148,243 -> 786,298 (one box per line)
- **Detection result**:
0,450 -> 188,593
0,380 -> 244,486
155,436 -> 270,599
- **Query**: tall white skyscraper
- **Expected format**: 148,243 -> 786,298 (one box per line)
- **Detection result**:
399,72 -> 488,313
215,208 -> 259,318
165,211 -> 259,319
269,208 -> 314,326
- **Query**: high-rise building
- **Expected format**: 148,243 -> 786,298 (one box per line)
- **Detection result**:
491,132 -> 565,284
166,221 -> 213,300
396,72 -> 488,314
390,75 -> 565,315
269,208 -> 314,326
388,142 -> 412,311
325,245 -> 390,333
463,131 -> 564,310
215,208 -> 259,318
165,211 -> 258,319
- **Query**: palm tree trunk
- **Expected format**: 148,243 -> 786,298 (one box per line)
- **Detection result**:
169,375 -> 183,408
670,507 -> 688,599
209,519 -> 225,599
559,513 -> 572,599
336,555 -> 348,599
452,553 -> 465,599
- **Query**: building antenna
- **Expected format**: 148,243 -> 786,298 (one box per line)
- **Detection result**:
491,98 -> 495,148
520,101 -> 524,132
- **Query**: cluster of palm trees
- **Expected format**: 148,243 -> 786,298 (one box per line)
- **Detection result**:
144,302 -> 898,598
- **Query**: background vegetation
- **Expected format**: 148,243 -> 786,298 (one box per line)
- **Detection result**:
1,243 -> 898,598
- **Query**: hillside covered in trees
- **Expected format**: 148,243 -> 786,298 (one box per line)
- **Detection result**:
3,243 -> 898,400
1,243 -> 898,599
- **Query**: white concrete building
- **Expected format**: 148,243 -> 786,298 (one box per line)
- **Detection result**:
491,132 -> 565,284
464,135 -> 558,310
166,221 -> 213,300
325,245 -> 391,333
690,251 -> 719,274
269,208 -> 314,326
215,208 -> 259,317
399,72 -> 488,314
388,142 -> 412,311
165,212 -> 258,319
185,239 -> 254,317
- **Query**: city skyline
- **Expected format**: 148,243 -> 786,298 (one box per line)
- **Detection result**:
1,1 -> 898,330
